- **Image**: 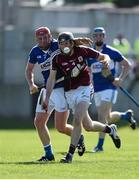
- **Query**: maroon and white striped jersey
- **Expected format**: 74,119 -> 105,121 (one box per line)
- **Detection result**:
52,46 -> 100,91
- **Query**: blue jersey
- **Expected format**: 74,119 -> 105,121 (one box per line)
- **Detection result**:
87,44 -> 124,92
28,39 -> 63,88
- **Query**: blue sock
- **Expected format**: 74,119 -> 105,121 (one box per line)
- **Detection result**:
96,138 -> 104,149
44,144 -> 53,159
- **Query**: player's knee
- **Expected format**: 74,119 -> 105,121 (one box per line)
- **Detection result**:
34,117 -> 45,128
83,120 -> 94,131
55,123 -> 64,133
83,124 -> 92,131
57,127 -> 66,134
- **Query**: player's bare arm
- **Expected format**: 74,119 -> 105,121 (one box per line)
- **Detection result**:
113,58 -> 131,87
119,58 -> 131,81
25,62 -> 39,94
43,69 -> 57,111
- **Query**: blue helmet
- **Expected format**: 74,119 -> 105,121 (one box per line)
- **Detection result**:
93,27 -> 106,34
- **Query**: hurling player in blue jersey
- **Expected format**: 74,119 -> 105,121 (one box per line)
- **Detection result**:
87,27 -> 137,153
25,27 -> 89,161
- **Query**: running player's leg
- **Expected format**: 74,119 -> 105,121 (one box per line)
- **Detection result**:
52,88 -> 73,135
92,89 -> 117,152
35,88 -> 54,161
34,112 -> 50,145
60,86 -> 120,163
60,86 -> 91,163
82,110 -> 121,149
60,100 -> 88,163
92,101 -> 111,152
53,87 -> 85,156
60,97 -> 121,163
109,110 -> 137,129
34,112 -> 55,161
60,86 -> 119,163
55,110 -> 72,136
95,90 -> 137,129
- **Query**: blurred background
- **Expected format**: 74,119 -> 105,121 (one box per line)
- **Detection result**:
0,0 -> 139,128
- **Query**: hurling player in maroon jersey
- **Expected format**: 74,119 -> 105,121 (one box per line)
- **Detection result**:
43,32 -> 121,163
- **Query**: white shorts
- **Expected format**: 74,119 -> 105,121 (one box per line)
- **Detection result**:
65,86 -> 91,113
94,89 -> 118,107
36,88 -> 68,113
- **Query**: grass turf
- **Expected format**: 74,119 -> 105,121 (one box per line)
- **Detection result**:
0,127 -> 139,179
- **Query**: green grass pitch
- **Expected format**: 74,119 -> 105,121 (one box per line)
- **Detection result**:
0,127 -> 139,179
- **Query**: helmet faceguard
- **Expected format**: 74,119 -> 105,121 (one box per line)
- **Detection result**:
93,27 -> 106,46
58,32 -> 74,44
58,32 -> 74,55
